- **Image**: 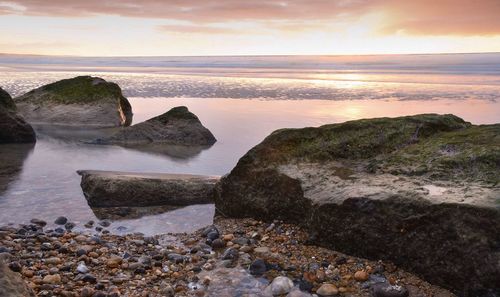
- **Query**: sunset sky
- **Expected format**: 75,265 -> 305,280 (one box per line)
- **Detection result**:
1,0 -> 500,56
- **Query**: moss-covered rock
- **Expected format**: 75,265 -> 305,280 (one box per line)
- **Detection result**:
95,106 -> 216,146
215,114 -> 500,296
14,76 -> 132,127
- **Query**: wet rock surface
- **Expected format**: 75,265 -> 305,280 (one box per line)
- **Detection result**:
78,170 -> 219,207
0,259 -> 35,296
94,106 -> 216,146
215,114 -> 500,296
0,217 -> 453,297
14,76 -> 133,127
0,87 -> 36,143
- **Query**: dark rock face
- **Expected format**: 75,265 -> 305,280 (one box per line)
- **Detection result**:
95,106 -> 216,146
78,170 -> 219,207
14,76 -> 133,127
0,87 -> 36,143
0,261 -> 35,297
0,87 -> 16,110
214,114 -> 500,296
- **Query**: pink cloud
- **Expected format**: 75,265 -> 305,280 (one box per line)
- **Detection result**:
1,0 -> 500,36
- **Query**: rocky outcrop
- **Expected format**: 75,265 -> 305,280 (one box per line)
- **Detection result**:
78,170 -> 219,207
214,114 -> 500,296
0,261 -> 35,297
14,76 -> 133,127
0,87 -> 36,143
95,106 -> 216,146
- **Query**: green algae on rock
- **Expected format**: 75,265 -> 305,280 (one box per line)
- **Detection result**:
214,114 -> 500,296
14,76 -> 133,127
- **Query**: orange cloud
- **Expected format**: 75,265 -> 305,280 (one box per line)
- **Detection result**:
1,0 -> 500,36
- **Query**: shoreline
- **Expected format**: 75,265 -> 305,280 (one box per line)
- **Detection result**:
0,216 -> 454,297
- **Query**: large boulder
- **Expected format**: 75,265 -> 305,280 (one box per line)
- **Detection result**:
0,261 -> 35,297
95,106 -> 216,146
78,170 -> 219,207
214,114 -> 500,297
0,87 -> 36,143
14,76 -> 132,127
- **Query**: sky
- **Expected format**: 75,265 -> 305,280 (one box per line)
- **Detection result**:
1,0 -> 500,56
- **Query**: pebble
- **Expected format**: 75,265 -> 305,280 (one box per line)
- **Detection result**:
232,237 -> 249,245
98,220 -> 111,227
254,246 -> 271,256
211,239 -> 226,249
354,270 -> 369,282
106,256 -> 123,268
77,262 -> 89,274
0,217 -> 450,297
167,253 -> 185,264
316,283 -> 339,296
82,274 -> 97,283
201,225 -> 219,237
371,283 -> 409,297
42,274 -> 61,284
45,257 -> 62,265
268,276 -> 294,296
64,222 -> 75,230
207,231 -> 219,241
30,219 -> 47,227
54,216 -> 68,225
222,247 -> 239,260
249,258 -> 267,275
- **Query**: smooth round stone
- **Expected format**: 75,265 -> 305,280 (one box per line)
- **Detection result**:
207,231 -> 219,241
316,284 -> 339,296
232,237 -> 249,246
269,276 -> 294,296
30,219 -> 47,227
64,222 -> 75,231
211,239 -> 225,249
371,283 -> 409,297
222,248 -> 239,260
54,216 -> 68,225
354,270 -> 369,282
167,253 -> 185,264
45,257 -> 62,265
201,225 -> 219,237
106,256 -> 122,268
254,246 -> 271,256
42,274 -> 61,284
249,259 -> 267,276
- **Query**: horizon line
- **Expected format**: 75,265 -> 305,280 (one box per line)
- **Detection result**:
1,51 -> 500,59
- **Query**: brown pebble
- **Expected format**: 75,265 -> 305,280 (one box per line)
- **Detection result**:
354,270 -> 369,282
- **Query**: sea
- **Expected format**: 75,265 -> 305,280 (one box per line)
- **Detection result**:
0,53 -> 499,235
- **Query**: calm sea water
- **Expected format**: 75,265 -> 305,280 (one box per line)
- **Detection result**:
0,53 -> 499,235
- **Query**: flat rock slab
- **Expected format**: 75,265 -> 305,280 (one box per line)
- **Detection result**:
78,170 -> 219,207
